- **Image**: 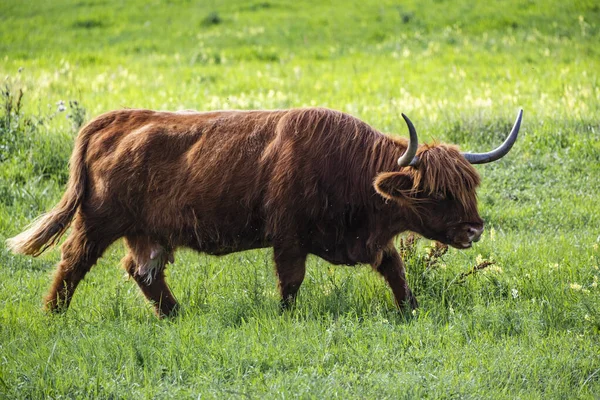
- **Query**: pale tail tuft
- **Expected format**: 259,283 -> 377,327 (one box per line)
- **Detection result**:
5,115 -> 98,257
6,209 -> 72,256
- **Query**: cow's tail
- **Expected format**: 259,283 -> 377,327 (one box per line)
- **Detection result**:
6,119 -> 98,256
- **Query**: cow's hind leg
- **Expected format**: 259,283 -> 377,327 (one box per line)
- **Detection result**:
123,237 -> 178,318
273,244 -> 307,310
45,216 -> 117,313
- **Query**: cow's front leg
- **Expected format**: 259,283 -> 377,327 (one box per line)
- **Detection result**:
273,244 -> 307,310
373,244 -> 418,310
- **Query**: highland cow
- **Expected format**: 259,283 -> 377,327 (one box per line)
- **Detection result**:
7,107 -> 522,316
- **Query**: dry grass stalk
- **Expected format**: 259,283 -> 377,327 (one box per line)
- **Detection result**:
426,242 -> 448,269
457,260 -> 495,283
398,233 -> 419,259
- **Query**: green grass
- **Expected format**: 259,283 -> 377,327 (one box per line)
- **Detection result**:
1,0 -> 600,398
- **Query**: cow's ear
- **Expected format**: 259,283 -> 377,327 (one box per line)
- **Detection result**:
374,171 -> 414,201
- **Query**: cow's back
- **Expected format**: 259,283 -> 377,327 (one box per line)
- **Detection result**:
82,109 -> 285,250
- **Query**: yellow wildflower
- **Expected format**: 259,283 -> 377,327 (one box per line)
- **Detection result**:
487,265 -> 503,274
476,254 -> 484,265
569,283 -> 582,291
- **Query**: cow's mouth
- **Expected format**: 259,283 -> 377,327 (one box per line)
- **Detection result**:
450,241 -> 473,249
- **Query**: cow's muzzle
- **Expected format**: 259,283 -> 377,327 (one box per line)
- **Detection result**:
451,224 -> 484,249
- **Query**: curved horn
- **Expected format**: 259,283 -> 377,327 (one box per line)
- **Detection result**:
397,113 -> 419,167
462,109 -> 523,164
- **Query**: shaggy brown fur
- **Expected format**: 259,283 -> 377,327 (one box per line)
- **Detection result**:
7,107 -> 485,316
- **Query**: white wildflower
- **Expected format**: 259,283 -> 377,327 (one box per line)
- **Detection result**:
511,288 -> 519,299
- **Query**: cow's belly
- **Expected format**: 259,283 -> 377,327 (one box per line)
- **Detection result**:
311,248 -> 360,266
191,239 -> 269,256
178,222 -> 270,256
308,240 -> 379,266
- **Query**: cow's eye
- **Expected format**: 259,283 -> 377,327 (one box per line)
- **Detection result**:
432,192 -> 445,201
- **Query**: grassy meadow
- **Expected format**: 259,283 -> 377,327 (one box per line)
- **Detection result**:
1,0 -> 600,398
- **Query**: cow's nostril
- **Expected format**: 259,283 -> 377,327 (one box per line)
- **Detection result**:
468,226 -> 483,241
